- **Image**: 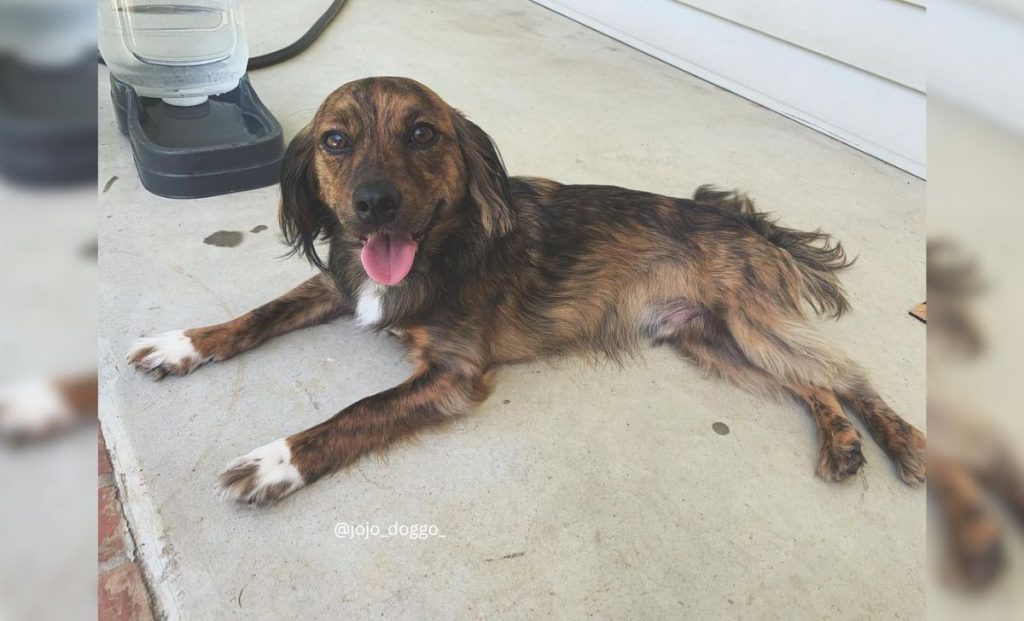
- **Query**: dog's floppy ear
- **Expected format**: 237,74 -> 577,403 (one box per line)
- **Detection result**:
279,125 -> 336,270
452,111 -> 514,237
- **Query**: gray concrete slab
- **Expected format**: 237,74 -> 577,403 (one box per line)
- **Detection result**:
98,0 -> 926,618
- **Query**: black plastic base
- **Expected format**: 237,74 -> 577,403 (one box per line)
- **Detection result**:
0,53 -> 97,186
110,74 -> 284,199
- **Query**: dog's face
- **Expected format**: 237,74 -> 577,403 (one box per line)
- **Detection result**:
279,77 -> 514,286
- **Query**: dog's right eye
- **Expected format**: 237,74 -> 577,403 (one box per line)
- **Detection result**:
322,131 -> 352,153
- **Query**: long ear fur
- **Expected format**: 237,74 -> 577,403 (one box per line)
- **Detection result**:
452,111 -> 514,237
279,126 -> 337,270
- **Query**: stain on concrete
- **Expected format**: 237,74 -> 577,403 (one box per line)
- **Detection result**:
203,231 -> 243,247
250,225 -> 268,234
712,422 -> 730,436
102,176 -> 119,193
485,551 -> 525,561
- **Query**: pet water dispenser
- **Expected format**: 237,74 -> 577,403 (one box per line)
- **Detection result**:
0,1 -> 97,185
99,0 -> 284,198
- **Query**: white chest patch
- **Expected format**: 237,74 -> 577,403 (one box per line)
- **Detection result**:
355,283 -> 384,327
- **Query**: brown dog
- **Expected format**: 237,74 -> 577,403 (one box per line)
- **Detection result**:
127,77 -> 925,506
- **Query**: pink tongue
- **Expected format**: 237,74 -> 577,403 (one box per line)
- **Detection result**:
360,232 -> 418,285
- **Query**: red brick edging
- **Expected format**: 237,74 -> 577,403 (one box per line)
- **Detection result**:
98,432 -> 157,621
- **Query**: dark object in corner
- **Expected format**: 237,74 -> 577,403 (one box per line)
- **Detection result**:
0,53 -> 97,186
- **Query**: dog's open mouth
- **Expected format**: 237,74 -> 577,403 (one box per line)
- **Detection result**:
358,202 -> 443,286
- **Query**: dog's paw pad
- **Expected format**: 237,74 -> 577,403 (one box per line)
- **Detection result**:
817,434 -> 866,483
946,515 -> 1005,590
127,330 -> 209,378
217,439 -> 305,506
0,379 -> 74,442
894,429 -> 927,486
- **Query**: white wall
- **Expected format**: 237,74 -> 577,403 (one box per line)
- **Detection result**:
532,0 -> 927,177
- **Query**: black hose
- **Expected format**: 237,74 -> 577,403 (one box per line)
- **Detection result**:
97,0 -> 348,70
247,0 -> 348,70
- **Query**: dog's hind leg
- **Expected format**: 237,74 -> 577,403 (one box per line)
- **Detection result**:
128,273 -> 348,378
930,457 -> 1005,588
838,376 -> 926,485
717,306 -> 924,484
670,311 -> 865,482
790,385 -> 866,482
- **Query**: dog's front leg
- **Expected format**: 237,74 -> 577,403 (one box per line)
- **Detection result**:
217,361 -> 491,505
128,273 -> 348,378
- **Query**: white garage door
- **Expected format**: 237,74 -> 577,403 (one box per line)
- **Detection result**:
532,0 -> 927,178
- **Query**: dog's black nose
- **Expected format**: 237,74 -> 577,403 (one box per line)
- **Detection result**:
353,182 -> 400,226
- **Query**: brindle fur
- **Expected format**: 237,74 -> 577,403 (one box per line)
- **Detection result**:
187,274 -> 346,365
925,241 -> 1024,590
129,77 -> 926,504
930,457 -> 1006,589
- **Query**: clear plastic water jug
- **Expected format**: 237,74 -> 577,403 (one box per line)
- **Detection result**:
98,0 -> 248,106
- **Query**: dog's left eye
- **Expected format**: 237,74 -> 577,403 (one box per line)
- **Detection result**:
322,131 -> 351,153
410,124 -> 437,146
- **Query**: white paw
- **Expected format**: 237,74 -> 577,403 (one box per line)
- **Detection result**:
217,438 -> 305,506
0,379 -> 74,441
127,330 -> 210,378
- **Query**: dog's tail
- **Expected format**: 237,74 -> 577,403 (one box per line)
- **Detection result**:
693,185 -> 855,319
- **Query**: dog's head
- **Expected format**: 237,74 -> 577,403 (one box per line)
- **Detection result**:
279,76 -> 513,285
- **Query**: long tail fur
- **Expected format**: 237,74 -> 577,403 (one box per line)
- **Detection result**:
694,185 -> 855,318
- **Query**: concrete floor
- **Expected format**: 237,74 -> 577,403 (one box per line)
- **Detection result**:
98,0 -> 926,618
